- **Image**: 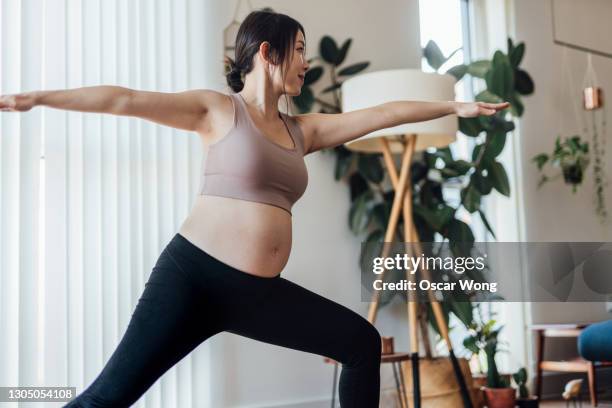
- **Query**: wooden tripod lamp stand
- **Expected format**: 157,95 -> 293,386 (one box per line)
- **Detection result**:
342,69 -> 473,408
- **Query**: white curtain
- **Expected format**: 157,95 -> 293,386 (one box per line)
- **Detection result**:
0,1 -> 221,406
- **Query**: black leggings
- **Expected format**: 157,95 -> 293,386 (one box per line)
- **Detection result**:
63,232 -> 381,407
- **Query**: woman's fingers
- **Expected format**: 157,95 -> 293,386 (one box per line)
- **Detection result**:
0,95 -> 19,112
0,95 -> 15,110
479,101 -> 510,110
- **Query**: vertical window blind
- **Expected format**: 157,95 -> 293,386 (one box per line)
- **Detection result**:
0,0 -> 217,406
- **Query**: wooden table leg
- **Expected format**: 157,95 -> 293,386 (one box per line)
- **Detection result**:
587,361 -> 598,406
392,361 -> 406,408
536,329 -> 545,400
367,135 -> 415,324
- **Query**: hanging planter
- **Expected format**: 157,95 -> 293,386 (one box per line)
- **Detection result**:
532,49 -> 608,220
532,135 -> 590,193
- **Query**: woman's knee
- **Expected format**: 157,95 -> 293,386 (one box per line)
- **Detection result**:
343,319 -> 382,368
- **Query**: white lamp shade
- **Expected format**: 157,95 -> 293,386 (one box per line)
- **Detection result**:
341,69 -> 458,153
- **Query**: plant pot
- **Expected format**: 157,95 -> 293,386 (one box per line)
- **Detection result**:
401,356 -> 478,408
517,396 -> 539,408
482,387 -> 516,408
472,372 -> 512,387
561,164 -> 584,185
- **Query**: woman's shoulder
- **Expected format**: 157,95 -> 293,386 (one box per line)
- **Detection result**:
195,90 -> 236,143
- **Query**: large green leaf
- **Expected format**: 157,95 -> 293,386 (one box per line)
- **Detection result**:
461,183 -> 481,213
349,190 -> 374,234
467,60 -> 491,78
449,297 -> 474,328
487,160 -> 510,196
459,117 -> 484,137
446,159 -> 472,176
423,40 -> 447,70
293,86 -> 314,113
371,202 -> 390,230
304,66 -> 323,86
478,115 -> 514,134
337,62 -> 370,76
349,171 -> 369,201
357,153 -> 384,183
413,204 -> 454,232
478,209 -> 497,239
448,219 -> 475,257
336,38 -> 353,66
320,36 -> 340,65
484,132 -> 507,159
485,51 -> 514,99
420,180 -> 445,205
321,82 -> 343,94
509,42 -> 525,68
515,69 -> 534,95
508,93 -> 524,116
433,146 -> 454,164
334,151 -> 354,180
472,170 -> 493,195
446,64 -> 467,81
463,335 -> 480,355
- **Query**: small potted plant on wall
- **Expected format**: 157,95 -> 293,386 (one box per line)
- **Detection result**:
513,367 -> 539,407
532,134 -> 590,193
482,333 -> 516,408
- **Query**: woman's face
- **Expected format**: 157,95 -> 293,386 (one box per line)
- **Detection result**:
274,30 -> 309,97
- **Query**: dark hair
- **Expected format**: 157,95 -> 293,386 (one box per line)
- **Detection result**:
225,9 -> 305,95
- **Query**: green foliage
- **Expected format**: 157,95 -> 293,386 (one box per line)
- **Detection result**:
463,312 -> 509,388
293,34 -> 533,337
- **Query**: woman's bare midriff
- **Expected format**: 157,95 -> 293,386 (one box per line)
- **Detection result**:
177,92 -> 295,278
178,194 -> 293,278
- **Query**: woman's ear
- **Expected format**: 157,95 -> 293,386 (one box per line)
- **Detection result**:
259,41 -> 272,64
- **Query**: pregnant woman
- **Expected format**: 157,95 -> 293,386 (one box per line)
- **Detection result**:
0,9 -> 508,408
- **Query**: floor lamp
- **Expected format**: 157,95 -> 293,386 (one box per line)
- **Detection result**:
341,69 -> 473,408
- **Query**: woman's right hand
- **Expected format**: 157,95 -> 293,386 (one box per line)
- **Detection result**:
0,93 -> 35,112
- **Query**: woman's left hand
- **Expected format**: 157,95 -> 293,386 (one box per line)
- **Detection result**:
454,101 -> 510,118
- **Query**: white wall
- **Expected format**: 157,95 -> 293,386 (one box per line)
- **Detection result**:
512,0 -> 612,324
198,0 -> 422,406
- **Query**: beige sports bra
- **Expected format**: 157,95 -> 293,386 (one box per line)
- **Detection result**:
198,92 -> 309,215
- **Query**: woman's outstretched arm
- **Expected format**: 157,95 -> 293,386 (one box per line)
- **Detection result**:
0,86 -> 216,133
298,100 -> 510,155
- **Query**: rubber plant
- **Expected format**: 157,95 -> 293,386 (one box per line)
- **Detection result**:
292,36 -> 534,336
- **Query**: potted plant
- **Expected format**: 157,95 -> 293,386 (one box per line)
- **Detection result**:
513,367 -> 539,407
480,327 -> 516,408
532,134 -> 590,193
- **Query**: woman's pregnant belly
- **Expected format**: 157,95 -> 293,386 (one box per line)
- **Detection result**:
178,195 -> 293,278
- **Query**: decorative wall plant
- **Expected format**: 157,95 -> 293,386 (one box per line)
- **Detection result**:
293,36 -> 534,335
532,135 -> 590,193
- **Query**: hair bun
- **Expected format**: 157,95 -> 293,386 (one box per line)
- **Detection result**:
226,59 -> 244,92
